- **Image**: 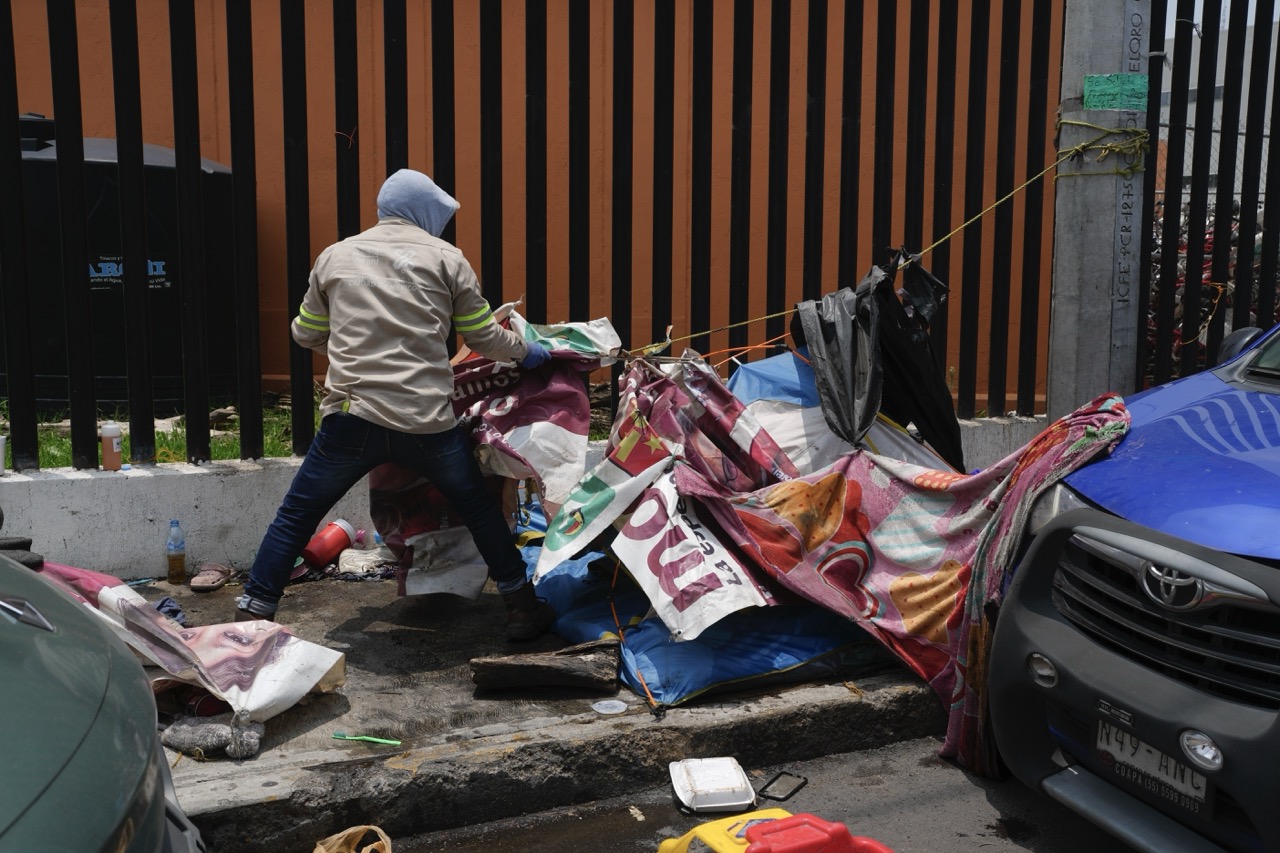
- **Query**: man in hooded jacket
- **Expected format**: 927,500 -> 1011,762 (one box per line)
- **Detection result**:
236,169 -> 554,641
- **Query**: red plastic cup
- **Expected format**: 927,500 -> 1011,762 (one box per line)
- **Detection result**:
300,519 -> 356,567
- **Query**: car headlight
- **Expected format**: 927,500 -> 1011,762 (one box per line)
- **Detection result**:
1027,482 -> 1092,535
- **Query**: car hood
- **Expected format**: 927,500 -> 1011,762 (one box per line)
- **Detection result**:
0,564 -> 112,836
1065,370 -> 1280,560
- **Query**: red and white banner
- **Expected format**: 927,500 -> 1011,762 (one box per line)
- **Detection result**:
611,471 -> 770,640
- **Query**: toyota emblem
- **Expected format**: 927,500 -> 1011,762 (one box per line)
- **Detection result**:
1141,562 -> 1205,610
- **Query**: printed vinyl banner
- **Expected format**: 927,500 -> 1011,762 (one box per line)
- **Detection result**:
534,399 -> 676,579
370,332 -> 1130,778
611,471 -> 770,641
676,391 -> 1131,773
38,562 -> 344,723
372,311 -> 619,595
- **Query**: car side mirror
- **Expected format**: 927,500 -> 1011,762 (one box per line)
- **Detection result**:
1217,326 -> 1263,363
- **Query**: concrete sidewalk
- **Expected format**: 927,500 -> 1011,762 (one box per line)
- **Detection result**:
153,572 -> 946,853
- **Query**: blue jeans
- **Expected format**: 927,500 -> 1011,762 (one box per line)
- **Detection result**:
239,413 -> 527,616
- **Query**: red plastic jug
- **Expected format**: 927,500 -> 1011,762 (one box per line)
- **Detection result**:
301,519 -> 356,567
744,812 -> 894,853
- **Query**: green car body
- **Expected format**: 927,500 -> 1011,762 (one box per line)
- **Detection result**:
0,554 -> 205,852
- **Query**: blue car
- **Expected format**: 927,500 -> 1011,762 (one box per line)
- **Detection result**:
989,323 -> 1280,853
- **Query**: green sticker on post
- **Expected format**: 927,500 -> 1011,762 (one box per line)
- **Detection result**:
1084,74 -> 1149,110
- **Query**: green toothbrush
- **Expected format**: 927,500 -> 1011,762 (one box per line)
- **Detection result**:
332,732 -> 402,746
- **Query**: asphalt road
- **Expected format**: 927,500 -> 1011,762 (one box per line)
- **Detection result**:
400,735 -> 1135,852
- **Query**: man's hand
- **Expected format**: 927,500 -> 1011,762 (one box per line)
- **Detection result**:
519,341 -> 551,369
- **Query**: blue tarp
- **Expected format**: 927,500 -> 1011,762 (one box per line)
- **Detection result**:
724,348 -> 818,407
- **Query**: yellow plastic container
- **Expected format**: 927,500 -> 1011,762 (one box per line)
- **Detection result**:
657,808 -> 793,853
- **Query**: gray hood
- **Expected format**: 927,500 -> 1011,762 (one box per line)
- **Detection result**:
375,169 -> 460,237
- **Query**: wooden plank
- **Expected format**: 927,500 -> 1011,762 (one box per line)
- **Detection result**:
469,638 -> 620,692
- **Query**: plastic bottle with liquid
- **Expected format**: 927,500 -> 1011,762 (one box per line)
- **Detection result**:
100,421 -> 123,471
166,519 -> 187,584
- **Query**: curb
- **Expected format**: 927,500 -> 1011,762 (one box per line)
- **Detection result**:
179,673 -> 945,852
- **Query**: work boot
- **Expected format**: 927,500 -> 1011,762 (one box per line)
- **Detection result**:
502,582 -> 556,642
234,607 -> 275,623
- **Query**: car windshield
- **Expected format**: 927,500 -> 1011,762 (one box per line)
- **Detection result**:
1248,331 -> 1280,376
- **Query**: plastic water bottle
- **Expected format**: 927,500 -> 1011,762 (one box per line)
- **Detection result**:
166,519 -> 187,584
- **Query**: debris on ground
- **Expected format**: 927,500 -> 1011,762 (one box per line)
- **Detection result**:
468,637 -> 620,692
162,711 -> 265,759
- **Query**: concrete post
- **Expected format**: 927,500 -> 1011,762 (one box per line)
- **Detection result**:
1047,0 -> 1150,419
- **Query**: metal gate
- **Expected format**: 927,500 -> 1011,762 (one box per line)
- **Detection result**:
1,0 -> 1064,470
1143,0 -> 1280,387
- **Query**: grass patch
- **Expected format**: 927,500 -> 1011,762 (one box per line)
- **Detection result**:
1,398 -> 308,469
4,391 -> 611,469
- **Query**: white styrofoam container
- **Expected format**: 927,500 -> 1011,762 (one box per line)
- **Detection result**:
669,757 -> 756,813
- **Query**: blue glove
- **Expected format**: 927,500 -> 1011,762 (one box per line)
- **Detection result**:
519,341 -> 551,369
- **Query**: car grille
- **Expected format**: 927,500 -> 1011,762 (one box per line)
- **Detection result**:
1051,534 -> 1280,709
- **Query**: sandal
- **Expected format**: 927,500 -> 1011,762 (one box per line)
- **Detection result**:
190,562 -> 234,592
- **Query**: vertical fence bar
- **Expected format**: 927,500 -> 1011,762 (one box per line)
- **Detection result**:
479,0 -> 504,307
1154,1 -> 1196,384
869,0 -> 895,265
610,0 -> 634,408
689,0 -> 713,353
1232,0 -> 1275,336
652,0 -> 674,344
836,0 -> 862,288
801,0 -> 827,304
1016,0 -> 1052,413
0,0 -> 38,470
1258,21 -> 1280,329
901,0 -> 928,252
728,0 -> 755,352
929,0 -> 958,373
432,1 -> 457,245
764,0 -> 790,344
334,0 -> 361,240
281,0 -> 314,453
568,0 -> 590,321
986,0 -> 1022,417
108,0 -> 156,464
1136,0 -> 1168,389
957,0 -> 992,418
1178,0 -> 1222,377
169,0 -> 211,462
227,0 -> 262,460
47,0 -> 98,468
385,0 -> 408,175
527,0 -> 549,325
1205,0 -> 1249,363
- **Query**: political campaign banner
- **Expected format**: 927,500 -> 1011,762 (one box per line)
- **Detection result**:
370,310 -> 620,596
610,470 -> 771,641
676,392 -> 1131,776
534,375 -> 678,579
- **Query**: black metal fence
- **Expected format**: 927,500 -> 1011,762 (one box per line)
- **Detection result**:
1143,0 -> 1280,387
1,0 -> 1069,472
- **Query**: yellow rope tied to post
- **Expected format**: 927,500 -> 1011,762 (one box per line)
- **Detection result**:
904,121 -> 1149,269
1179,281 -> 1229,349
632,121 -> 1149,353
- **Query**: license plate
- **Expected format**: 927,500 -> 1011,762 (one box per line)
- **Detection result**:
1096,721 -> 1209,814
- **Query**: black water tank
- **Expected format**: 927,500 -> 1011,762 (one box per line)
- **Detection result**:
9,115 -> 237,417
